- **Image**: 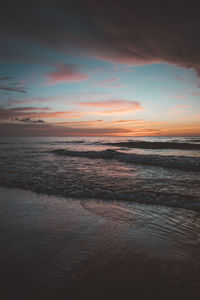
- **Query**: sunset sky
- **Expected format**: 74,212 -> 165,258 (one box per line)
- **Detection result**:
0,0 -> 200,136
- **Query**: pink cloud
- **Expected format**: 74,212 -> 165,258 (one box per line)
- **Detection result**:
168,94 -> 187,99
46,64 -> 89,85
102,78 -> 118,83
191,93 -> 200,96
170,105 -> 191,115
95,77 -> 127,89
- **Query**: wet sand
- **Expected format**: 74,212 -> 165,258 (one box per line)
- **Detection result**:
0,186 -> 200,300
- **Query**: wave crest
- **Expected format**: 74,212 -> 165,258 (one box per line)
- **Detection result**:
52,149 -> 200,172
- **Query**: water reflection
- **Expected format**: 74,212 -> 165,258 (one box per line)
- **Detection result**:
1,187 -> 200,300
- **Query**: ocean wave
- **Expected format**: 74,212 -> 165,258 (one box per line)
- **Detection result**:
52,149 -> 200,172
1,178 -> 200,212
64,140 -> 85,144
105,141 -> 200,150
46,140 -> 86,144
187,139 -> 200,143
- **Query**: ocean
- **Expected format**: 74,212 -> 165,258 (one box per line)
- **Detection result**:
0,136 -> 199,210
1,136 -> 200,299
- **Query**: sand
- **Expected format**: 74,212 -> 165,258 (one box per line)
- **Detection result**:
0,186 -> 200,300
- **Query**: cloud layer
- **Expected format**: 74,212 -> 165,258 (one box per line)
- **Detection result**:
0,107 -> 82,121
1,0 -> 200,76
0,0 -> 200,137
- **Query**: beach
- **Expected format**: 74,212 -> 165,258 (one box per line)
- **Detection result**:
0,186 -> 200,300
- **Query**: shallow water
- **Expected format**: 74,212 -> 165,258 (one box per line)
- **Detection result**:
0,136 -> 200,210
0,187 -> 200,300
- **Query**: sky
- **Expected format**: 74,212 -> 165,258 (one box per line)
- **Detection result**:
0,0 -> 200,136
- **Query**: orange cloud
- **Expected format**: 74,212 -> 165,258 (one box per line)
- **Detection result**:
161,126 -> 200,136
77,100 -> 143,115
1,115 -> 199,137
34,111 -> 83,119
58,120 -> 103,127
54,119 -> 167,136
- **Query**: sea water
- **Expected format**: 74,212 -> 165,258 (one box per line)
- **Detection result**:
0,136 -> 199,211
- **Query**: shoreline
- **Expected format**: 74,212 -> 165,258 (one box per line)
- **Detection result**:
1,180 -> 199,213
0,186 -> 200,300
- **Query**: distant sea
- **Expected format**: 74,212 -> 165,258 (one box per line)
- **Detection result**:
0,136 -> 200,211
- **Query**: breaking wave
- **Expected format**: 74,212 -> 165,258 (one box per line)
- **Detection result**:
1,176 -> 199,212
52,149 -> 200,172
105,141 -> 200,150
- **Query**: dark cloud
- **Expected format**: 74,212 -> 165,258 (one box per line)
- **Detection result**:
0,75 -> 26,93
0,107 -> 50,120
8,106 -> 50,111
5,97 -> 53,106
0,76 -> 12,80
13,117 -> 45,123
1,0 -> 200,76
84,0 -> 200,75
0,86 -> 26,93
0,122 -> 131,136
0,106 -> 82,121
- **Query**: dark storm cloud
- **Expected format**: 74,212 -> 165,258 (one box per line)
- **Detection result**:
84,0 -> 200,75
1,0 -> 200,75
0,0 -> 101,61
